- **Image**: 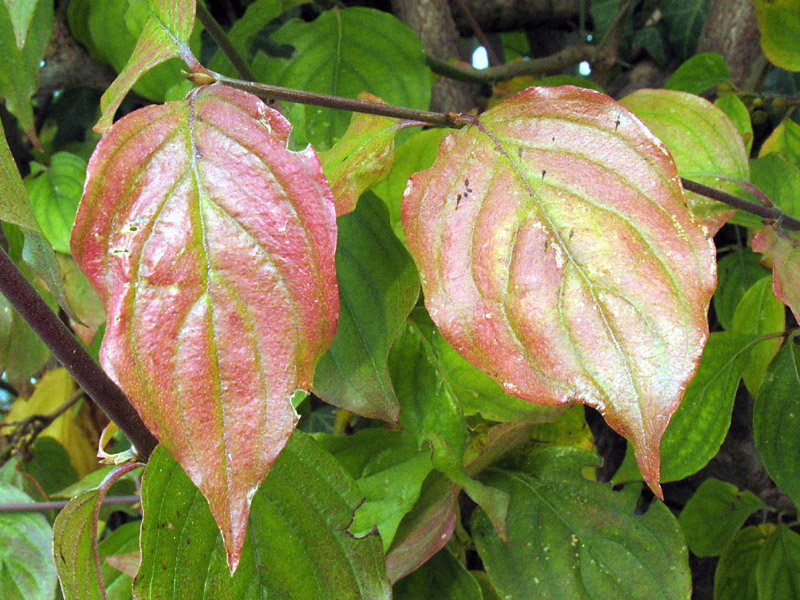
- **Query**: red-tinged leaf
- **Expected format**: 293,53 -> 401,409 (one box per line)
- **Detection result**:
752,227 -> 800,322
402,86 -> 716,495
71,84 -> 339,572
96,0 -> 200,133
318,92 -> 401,216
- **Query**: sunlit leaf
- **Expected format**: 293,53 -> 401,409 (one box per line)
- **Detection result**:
753,339 -> 800,509
254,7 -> 431,149
754,0 -> 800,72
319,93 -> 400,216
385,472 -> 459,583
472,447 -> 691,600
26,152 -> 87,254
678,478 -> 764,557
665,52 -> 730,95
315,429 -> 432,549
403,85 -> 716,494
0,483 -> 57,600
752,227 -> 800,323
715,525 -> 772,600
621,88 -> 748,233
72,84 -> 339,571
759,117 -> 800,165
393,547 -> 483,600
313,193 -> 418,421
732,276 -> 785,395
757,525 -> 800,600
715,93 -> 753,154
96,0 -> 199,132
134,435 -> 391,599
750,153 -> 800,219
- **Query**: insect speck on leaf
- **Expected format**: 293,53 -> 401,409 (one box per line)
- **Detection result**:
541,170 -> 547,180
517,147 -> 524,159
615,114 -> 621,130
455,193 -> 462,209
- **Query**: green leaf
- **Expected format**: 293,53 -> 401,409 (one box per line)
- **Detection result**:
96,0 -> 199,132
715,525 -> 771,600
390,309 -> 510,541
472,447 -> 691,600
72,85 -> 339,571
0,483 -> 57,600
751,227 -> 800,323
134,434 -> 392,598
318,94 -> 401,216
314,429 -> 433,549
0,0 -> 52,141
756,525 -> 800,599
760,117 -> 800,167
2,0 -> 40,48
732,276 -> 785,395
313,193 -> 419,421
678,478 -> 764,557
753,339 -> 800,508
621,88 -> 748,234
403,86 -> 716,494
98,521 -> 140,600
26,152 -> 87,254
754,0 -> 800,71
253,7 -> 432,149
372,128 -> 449,246
385,472 -> 459,583
659,0 -> 711,60
750,153 -> 800,219
0,121 -> 79,322
393,547 -> 483,600
0,289 -> 51,391
665,53 -> 730,94
632,26 -> 669,68
715,93 -> 753,154
614,332 -> 756,485
715,248 -> 770,331
19,437 -> 79,497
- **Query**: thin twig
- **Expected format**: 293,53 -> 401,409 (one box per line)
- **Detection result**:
0,495 -> 141,513
194,3 -> 257,82
426,44 -> 596,84
452,0 -> 502,67
0,246 -> 157,459
681,178 -> 800,231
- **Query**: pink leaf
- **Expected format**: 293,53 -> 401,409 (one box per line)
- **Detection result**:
71,84 -> 339,572
752,226 -> 800,322
402,86 -> 716,495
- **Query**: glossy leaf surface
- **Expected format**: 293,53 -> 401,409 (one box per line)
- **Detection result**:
753,339 -> 800,509
403,85 -> 716,493
715,525 -> 770,600
96,0 -> 198,132
621,88 -> 748,233
134,434 -> 391,600
254,7 -> 431,149
678,478 -> 764,557
0,483 -> 57,600
72,84 -> 339,571
472,447 -> 691,600
318,93 -> 400,216
754,0 -> 800,71
313,194 -> 418,421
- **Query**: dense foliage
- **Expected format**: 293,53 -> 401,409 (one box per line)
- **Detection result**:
1,1 -> 799,598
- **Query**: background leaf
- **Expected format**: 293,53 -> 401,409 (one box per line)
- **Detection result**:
99,521 -> 140,600
0,483 -> 57,600
665,53 -> 730,95
134,434 -> 392,600
402,85 -> 716,493
715,525 -> 772,600
756,525 -> 800,600
72,84 -> 339,570
253,7 -> 432,149
714,248 -> 770,331
754,0 -> 800,71
620,88 -> 748,233
393,547 -> 483,600
471,447 -> 691,600
753,339 -> 800,509
678,478 -> 764,557
659,0 -> 711,61
313,193 -> 419,421
751,227 -> 800,323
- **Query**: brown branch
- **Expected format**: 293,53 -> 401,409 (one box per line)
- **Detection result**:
0,246 -> 157,459
194,3 -> 257,82
0,495 -> 141,513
